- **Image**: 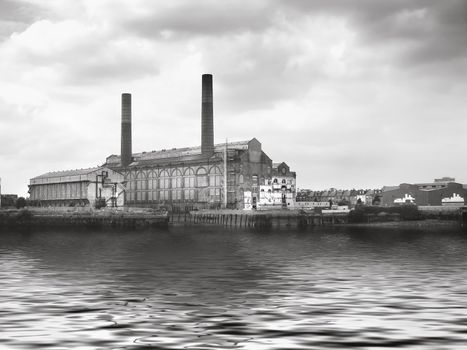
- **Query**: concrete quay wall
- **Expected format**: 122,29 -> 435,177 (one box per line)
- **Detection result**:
170,209 -> 349,229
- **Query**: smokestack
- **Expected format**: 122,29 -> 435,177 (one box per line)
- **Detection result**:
121,93 -> 132,167
201,74 -> 214,155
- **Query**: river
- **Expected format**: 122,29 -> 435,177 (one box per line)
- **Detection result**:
0,225 -> 466,349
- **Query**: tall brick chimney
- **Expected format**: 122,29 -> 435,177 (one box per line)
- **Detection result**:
201,74 -> 214,156
121,93 -> 132,167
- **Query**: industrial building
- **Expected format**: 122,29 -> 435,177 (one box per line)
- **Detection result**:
381,178 -> 467,207
29,74 -> 295,210
29,167 -> 125,207
106,74 -> 295,210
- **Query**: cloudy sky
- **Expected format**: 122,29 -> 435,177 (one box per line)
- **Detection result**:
1,0 -> 466,196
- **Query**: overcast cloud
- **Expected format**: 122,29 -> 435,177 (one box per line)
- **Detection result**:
1,0 -> 466,196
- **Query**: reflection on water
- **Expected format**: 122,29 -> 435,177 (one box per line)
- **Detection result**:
1,225 -> 467,349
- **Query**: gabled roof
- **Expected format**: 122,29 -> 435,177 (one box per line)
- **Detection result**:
30,166 -> 123,186
31,167 -> 101,180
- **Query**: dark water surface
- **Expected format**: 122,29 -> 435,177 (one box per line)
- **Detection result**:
1,225 -> 467,349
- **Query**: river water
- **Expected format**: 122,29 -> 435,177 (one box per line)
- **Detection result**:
1,225 -> 467,349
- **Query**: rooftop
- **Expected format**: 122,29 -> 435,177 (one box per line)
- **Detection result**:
106,140 -> 253,165
31,167 -> 101,180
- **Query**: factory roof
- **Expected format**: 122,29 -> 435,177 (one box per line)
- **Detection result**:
31,167 -> 101,180
382,186 -> 399,192
106,139 -> 255,166
30,166 -> 123,185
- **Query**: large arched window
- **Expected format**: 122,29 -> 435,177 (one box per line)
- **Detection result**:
209,167 -> 222,187
184,168 -> 196,201
171,169 -> 183,201
136,171 -> 147,202
196,168 -> 208,187
147,170 -> 158,201
159,170 -> 170,201
209,167 -> 222,202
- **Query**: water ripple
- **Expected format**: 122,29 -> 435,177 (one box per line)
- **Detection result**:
1,226 -> 467,349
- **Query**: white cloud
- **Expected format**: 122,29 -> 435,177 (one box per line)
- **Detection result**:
0,0 -> 466,196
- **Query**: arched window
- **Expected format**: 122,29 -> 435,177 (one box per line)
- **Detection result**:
171,169 -> 183,201
197,167 -> 208,187
184,168 -> 196,201
209,167 -> 222,187
159,170 -> 170,201
209,167 -> 222,202
136,172 -> 147,202
147,170 -> 158,201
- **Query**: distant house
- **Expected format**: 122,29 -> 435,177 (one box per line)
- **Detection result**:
259,162 -> 296,208
270,162 -> 296,195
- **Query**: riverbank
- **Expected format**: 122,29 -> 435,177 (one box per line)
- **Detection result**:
0,208 -> 169,229
175,209 -> 464,230
1,207 -> 464,231
338,219 -> 461,229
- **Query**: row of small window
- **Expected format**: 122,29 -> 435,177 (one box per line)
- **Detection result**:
269,178 -> 292,185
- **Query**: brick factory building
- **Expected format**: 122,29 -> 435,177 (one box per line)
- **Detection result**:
105,74 -> 294,210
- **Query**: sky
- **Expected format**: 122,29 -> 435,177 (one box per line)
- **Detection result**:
0,0 -> 466,196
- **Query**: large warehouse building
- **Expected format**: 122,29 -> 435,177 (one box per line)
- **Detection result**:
29,74 -> 296,209
29,167 -> 125,207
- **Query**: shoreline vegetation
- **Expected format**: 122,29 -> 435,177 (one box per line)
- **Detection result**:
0,204 -> 464,230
